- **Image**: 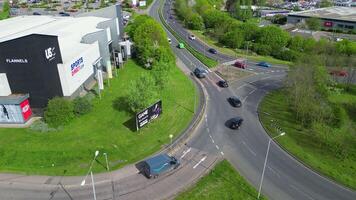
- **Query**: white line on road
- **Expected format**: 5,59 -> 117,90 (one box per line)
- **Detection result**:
235,83 -> 247,91
207,127 -> 210,132
193,156 -> 207,169
220,151 -> 224,156
211,139 -> 215,143
289,184 -> 315,200
209,134 -> 212,139
215,145 -> 220,150
248,88 -> 257,95
267,166 -> 281,178
242,141 -> 257,156
180,147 -> 192,159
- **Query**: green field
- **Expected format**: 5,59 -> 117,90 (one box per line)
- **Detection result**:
0,60 -> 196,176
191,30 -> 292,67
259,89 -> 356,189
175,160 -> 267,200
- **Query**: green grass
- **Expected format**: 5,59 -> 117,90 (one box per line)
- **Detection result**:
259,90 -> 356,189
0,59 -> 196,176
175,160 -> 268,200
158,0 -> 218,68
191,30 -> 292,67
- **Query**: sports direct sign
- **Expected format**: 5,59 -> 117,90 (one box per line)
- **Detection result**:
71,57 -> 84,76
19,99 -> 32,121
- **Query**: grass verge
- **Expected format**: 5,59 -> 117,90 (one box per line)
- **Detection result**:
259,90 -> 356,189
0,59 -> 196,176
191,30 -> 292,67
158,0 -> 218,68
175,160 -> 268,200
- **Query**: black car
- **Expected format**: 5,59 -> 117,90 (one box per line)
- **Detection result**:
229,117 -> 243,129
218,80 -> 228,88
33,12 -> 41,15
193,67 -> 208,78
208,48 -> 217,54
228,96 -> 242,107
59,12 -> 70,16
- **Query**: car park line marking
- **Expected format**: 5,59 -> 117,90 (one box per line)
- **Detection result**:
235,83 -> 247,91
211,139 -> 215,144
193,156 -> 207,169
242,141 -> 257,156
209,134 -> 212,139
220,151 -> 224,156
248,89 -> 257,95
180,147 -> 192,159
289,184 -> 315,200
215,145 -> 220,150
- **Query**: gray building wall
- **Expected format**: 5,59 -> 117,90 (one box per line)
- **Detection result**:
81,30 -> 110,70
287,15 -> 356,31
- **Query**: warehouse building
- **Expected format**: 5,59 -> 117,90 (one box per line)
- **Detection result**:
0,5 -> 128,111
287,7 -> 356,31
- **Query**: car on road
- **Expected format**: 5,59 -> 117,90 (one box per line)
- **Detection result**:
189,34 -> 196,40
142,154 -> 180,179
32,12 -> 41,15
208,48 -> 218,54
167,38 -> 172,44
178,42 -> 185,49
218,80 -> 228,88
228,96 -> 242,107
234,60 -> 247,69
193,67 -> 208,78
59,12 -> 70,16
329,70 -> 348,77
257,61 -> 271,68
228,117 -> 243,129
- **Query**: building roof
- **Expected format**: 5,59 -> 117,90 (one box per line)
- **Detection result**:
0,15 -> 110,63
288,7 -> 356,23
0,93 -> 29,104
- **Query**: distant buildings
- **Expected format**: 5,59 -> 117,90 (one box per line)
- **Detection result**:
334,0 -> 356,7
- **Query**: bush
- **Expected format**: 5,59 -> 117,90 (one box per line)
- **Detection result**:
73,97 -> 93,116
252,43 -> 272,55
44,97 -> 75,128
29,120 -> 58,133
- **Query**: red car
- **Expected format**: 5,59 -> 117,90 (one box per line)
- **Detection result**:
329,70 -> 348,77
234,60 -> 247,69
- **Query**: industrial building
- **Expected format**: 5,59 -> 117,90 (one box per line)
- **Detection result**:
0,4 -> 130,114
287,7 -> 356,31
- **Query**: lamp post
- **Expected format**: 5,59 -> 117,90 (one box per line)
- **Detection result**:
81,150 -> 99,186
257,132 -> 285,199
169,134 -> 173,145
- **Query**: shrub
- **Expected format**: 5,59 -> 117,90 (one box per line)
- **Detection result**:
29,120 -> 58,133
44,97 -> 75,128
73,96 -> 93,116
252,43 -> 272,56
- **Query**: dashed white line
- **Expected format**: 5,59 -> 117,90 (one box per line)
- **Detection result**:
220,151 -> 224,156
206,127 -> 210,132
215,145 -> 220,150
209,134 -> 212,139
248,88 -> 256,95
211,139 -> 215,144
289,184 -> 315,200
180,147 -> 192,159
193,156 -> 207,169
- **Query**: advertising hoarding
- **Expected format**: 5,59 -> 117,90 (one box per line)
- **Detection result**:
136,100 -> 162,130
19,99 -> 32,121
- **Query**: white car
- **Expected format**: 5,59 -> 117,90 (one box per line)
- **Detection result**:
167,38 -> 172,44
189,35 -> 196,40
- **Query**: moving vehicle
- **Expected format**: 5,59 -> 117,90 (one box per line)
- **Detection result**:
257,61 -> 271,68
59,12 -> 70,16
228,96 -> 242,107
229,117 -> 243,129
142,154 -> 180,179
178,42 -> 185,49
167,38 -> 172,44
218,80 -> 228,88
194,67 -> 208,78
208,48 -> 217,54
32,12 -> 41,15
189,35 -> 196,40
234,60 -> 247,69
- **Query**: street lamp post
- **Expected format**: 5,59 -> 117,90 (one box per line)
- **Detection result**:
257,132 -> 285,199
169,134 -> 173,145
81,150 -> 99,186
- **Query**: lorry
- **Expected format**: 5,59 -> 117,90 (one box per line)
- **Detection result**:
142,153 -> 180,179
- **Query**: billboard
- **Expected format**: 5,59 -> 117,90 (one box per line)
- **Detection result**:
136,100 -> 162,130
20,99 -> 32,121
324,21 -> 333,27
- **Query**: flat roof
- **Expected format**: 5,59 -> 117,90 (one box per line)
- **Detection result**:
288,7 -> 356,23
0,15 -> 110,63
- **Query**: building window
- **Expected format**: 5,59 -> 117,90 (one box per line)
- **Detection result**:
338,24 -> 344,28
345,25 -> 354,29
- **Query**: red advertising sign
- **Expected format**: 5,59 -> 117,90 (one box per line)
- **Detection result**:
20,99 -> 32,121
324,21 -> 333,27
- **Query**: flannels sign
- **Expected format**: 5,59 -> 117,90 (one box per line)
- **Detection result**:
5,58 -> 28,64
71,57 -> 84,76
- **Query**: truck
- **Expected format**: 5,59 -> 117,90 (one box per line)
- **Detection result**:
142,153 -> 180,179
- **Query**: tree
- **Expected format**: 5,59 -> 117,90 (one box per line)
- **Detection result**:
221,29 -> 245,49
319,0 -> 333,8
271,14 -> 287,25
288,35 -> 305,52
186,13 -> 204,30
256,26 -> 290,51
0,1 -> 10,20
100,0 -> 106,8
238,22 -> 259,41
306,17 -> 321,32
44,97 -> 75,128
126,74 -> 159,113
336,40 -> 356,56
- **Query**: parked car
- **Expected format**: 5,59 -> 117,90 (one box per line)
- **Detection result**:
257,62 -> 271,68
194,67 -> 208,78
329,70 -> 348,77
208,48 -> 217,54
142,154 -> 180,179
59,12 -> 70,16
189,34 -> 196,40
228,96 -> 242,107
218,80 -> 228,88
229,117 -> 243,129
234,60 -> 247,69
32,12 -> 41,15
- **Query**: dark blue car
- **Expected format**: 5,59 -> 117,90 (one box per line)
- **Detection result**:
142,154 -> 180,179
257,62 -> 271,68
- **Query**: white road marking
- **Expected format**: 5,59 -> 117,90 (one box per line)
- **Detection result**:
235,83 -> 247,91
180,147 -> 192,159
207,127 -> 210,132
242,141 -> 257,156
271,70 -> 275,73
248,89 -> 256,95
211,139 -> 215,143
215,145 -> 220,150
289,184 -> 315,200
220,151 -> 224,156
209,134 -> 212,139
193,156 -> 207,169
267,166 -> 281,178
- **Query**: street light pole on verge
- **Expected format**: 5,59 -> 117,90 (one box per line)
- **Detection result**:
81,150 -> 99,200
257,132 -> 285,199
169,134 -> 173,148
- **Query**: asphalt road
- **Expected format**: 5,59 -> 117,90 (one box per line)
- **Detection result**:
154,0 -> 356,199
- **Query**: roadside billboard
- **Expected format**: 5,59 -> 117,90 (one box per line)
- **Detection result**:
136,100 -> 162,130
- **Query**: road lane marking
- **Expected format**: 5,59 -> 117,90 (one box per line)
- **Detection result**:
209,134 -> 212,139
242,141 -> 257,156
215,145 -> 220,150
180,147 -> 192,159
248,89 -> 257,95
235,83 -> 247,91
211,139 -> 215,144
267,166 -> 281,178
193,156 -> 207,169
289,184 -> 315,200
220,151 -> 224,156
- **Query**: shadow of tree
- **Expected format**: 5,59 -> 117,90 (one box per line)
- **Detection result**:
112,96 -> 134,114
